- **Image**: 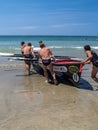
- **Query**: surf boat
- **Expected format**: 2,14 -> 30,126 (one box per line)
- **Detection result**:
0,51 -> 83,86
32,54 -> 83,87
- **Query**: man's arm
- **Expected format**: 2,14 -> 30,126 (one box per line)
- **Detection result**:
31,47 -> 35,57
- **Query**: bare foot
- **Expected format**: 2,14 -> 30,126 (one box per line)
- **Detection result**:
54,79 -> 58,85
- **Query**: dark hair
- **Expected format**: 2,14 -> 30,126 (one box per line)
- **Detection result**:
39,43 -> 45,48
39,40 -> 43,43
28,42 -> 32,46
39,41 -> 45,48
84,45 -> 91,51
21,41 -> 25,45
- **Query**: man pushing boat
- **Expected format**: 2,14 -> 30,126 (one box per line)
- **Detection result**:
38,41 -> 58,85
23,42 -> 35,75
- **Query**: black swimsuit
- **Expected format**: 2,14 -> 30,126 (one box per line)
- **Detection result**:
42,59 -> 51,66
91,51 -> 98,67
24,54 -> 33,59
23,54 -> 33,64
21,51 -> 24,56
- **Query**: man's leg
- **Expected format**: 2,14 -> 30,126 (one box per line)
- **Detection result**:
25,61 -> 31,75
42,65 -> 49,82
48,63 -> 58,85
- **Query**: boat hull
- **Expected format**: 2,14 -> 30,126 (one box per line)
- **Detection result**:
32,57 -> 83,87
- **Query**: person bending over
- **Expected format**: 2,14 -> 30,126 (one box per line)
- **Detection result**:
82,45 -> 98,83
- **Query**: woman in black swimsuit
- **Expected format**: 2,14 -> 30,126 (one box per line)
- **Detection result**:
42,59 -> 51,66
82,45 -> 98,83
38,41 -> 58,85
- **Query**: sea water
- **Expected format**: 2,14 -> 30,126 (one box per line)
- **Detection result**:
0,35 -> 98,59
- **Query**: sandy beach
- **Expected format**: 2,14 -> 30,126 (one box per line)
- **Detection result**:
0,60 -> 98,130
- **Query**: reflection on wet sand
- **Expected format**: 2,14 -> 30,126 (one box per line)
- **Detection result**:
0,62 -> 98,130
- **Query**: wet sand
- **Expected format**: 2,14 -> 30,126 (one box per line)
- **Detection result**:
0,60 -> 98,130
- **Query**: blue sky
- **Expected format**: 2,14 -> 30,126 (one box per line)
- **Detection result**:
0,0 -> 98,36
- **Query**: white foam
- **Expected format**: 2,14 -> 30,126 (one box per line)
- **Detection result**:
34,47 -> 40,51
91,46 -> 98,49
0,52 -> 14,56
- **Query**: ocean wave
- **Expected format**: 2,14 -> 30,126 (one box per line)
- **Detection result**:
49,46 -> 83,49
91,46 -> 98,49
0,52 -> 14,56
49,46 -> 98,50
49,46 -> 62,48
0,45 -> 98,54
13,46 -> 98,51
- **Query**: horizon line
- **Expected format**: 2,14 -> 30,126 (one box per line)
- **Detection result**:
0,35 -> 98,37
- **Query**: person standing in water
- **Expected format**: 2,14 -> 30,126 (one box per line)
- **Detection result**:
38,41 -> 58,85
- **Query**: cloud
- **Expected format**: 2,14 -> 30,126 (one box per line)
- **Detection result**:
51,23 -> 91,28
16,26 -> 40,30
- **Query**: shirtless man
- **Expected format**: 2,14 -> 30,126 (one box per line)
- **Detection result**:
23,42 -> 35,75
38,41 -> 58,85
20,41 -> 26,55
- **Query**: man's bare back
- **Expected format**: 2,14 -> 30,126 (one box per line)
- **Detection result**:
38,41 -> 58,85
38,47 -> 53,59
23,43 -> 34,56
22,42 -> 34,75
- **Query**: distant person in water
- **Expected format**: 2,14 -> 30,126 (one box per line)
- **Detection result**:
20,41 -> 26,55
23,42 -> 35,75
38,41 -> 58,85
82,45 -> 98,83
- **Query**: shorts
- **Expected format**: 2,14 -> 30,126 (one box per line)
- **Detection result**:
24,54 -> 33,59
42,59 -> 51,66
